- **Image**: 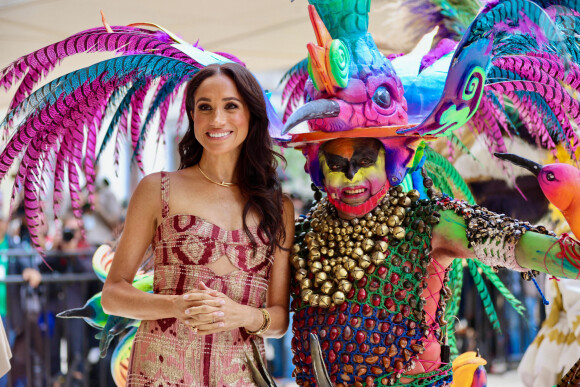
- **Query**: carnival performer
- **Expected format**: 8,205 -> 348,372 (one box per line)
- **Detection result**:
272,0 -> 580,386
98,63 -> 294,386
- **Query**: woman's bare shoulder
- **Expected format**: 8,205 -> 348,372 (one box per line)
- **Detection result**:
162,168 -> 199,184
129,172 -> 164,211
134,172 -> 163,195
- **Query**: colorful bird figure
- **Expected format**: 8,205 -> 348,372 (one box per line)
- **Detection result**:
495,152 -> 580,237
450,352 -> 487,387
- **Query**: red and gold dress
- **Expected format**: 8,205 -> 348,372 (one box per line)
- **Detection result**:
127,172 -> 273,386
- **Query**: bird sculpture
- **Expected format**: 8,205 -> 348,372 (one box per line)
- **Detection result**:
496,152 -> 580,237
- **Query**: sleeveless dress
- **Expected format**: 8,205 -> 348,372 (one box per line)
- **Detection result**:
126,172 -> 273,386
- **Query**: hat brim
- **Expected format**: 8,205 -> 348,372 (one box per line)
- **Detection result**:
287,124 -> 436,148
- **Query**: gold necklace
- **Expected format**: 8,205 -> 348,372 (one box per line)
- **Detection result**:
198,164 -> 237,187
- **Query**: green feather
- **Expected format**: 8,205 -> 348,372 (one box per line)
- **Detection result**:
425,162 -> 455,197
477,262 -> 526,316
467,259 -> 501,332
445,258 -> 464,358
448,133 -> 479,162
424,147 -> 477,204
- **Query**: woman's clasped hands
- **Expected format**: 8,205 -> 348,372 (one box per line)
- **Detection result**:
177,281 -> 243,335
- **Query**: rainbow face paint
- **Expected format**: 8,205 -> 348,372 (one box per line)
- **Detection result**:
319,138 -> 388,218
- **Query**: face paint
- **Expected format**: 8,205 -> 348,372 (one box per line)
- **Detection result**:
319,138 -> 389,218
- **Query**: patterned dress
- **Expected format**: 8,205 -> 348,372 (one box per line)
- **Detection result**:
127,172 -> 273,386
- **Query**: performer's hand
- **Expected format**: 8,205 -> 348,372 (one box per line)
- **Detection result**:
175,283 -> 225,329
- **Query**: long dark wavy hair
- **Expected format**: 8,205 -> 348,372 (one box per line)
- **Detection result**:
179,63 -> 286,255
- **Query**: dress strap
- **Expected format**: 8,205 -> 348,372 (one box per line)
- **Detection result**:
160,172 -> 170,219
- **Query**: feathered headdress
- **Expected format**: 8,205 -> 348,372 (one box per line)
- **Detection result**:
0,15 -> 281,250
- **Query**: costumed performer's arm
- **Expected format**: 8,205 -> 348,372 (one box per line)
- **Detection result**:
433,209 -> 580,279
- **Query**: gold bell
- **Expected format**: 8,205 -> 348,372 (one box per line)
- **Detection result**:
359,254 -> 371,269
319,295 -> 332,308
309,294 -> 320,307
311,260 -> 323,273
321,280 -> 334,295
352,266 -> 365,280
375,240 -> 389,253
377,224 -> 389,236
371,251 -> 386,266
309,248 -> 321,260
295,268 -> 308,281
335,267 -> 349,280
338,280 -> 352,293
345,258 -> 357,271
314,271 -> 328,285
362,238 -> 375,252
387,215 -> 400,227
332,291 -> 346,305
352,247 -> 364,259
393,226 -> 406,239
301,289 -> 313,302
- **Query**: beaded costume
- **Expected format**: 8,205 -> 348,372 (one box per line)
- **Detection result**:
291,187 -> 454,386
127,173 -> 271,386
288,181 -> 557,386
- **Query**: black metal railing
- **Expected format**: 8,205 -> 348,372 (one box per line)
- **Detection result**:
0,248 -> 113,387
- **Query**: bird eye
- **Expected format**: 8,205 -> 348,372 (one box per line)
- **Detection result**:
546,172 -> 555,181
372,86 -> 392,109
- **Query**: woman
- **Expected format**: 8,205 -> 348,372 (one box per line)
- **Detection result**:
101,63 -> 294,386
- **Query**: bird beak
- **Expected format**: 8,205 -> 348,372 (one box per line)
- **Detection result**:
282,99 -> 341,134
494,153 -> 543,176
57,305 -> 95,319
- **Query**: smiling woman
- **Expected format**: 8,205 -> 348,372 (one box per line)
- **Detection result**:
100,63 -> 295,386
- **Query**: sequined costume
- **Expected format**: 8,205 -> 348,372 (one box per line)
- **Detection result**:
126,172 -> 272,387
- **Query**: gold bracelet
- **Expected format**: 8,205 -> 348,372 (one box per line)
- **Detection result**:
245,308 -> 271,335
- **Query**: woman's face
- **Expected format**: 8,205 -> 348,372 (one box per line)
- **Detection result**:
191,74 -> 250,157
